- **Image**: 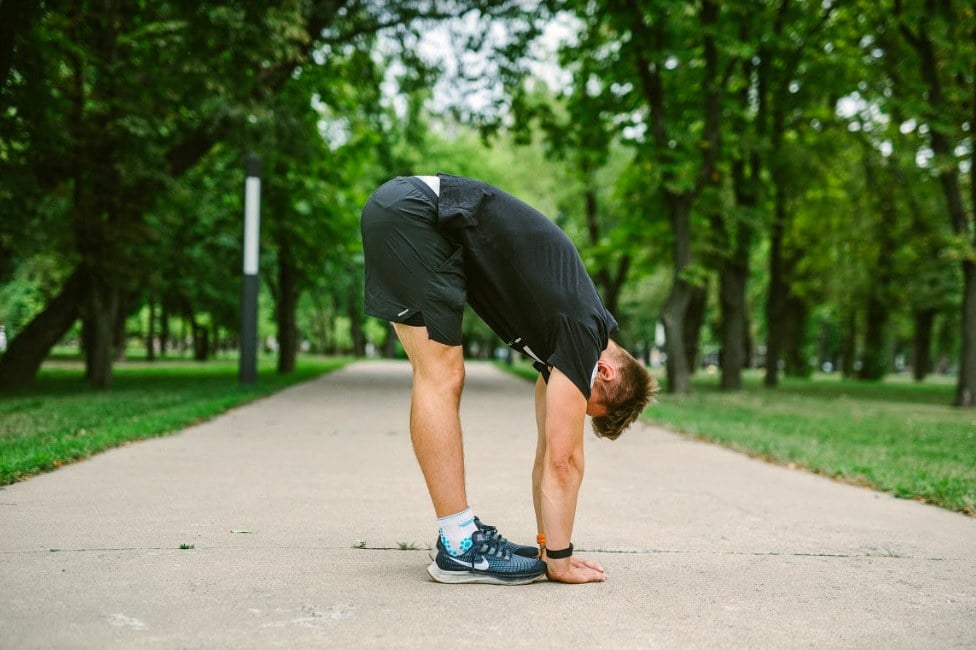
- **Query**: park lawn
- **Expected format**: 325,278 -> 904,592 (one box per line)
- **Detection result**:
0,355 -> 350,486
500,363 -> 975,515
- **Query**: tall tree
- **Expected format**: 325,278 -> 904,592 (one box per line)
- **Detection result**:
0,1 -> 537,389
893,0 -> 976,405
700,1 -> 757,390
755,0 -> 840,386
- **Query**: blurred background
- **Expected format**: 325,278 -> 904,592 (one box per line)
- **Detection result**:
0,0 -> 973,405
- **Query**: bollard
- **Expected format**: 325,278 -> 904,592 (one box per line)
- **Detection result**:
239,153 -> 262,384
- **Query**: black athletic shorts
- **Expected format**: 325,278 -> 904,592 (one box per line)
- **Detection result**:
360,176 -> 466,346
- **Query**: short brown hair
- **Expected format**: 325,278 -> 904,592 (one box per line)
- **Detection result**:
591,346 -> 659,440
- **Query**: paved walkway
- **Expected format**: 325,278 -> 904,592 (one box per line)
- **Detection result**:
1,360 -> 974,648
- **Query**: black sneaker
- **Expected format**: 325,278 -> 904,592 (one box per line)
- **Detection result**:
427,529 -> 547,585
474,517 -> 539,558
431,517 -> 539,559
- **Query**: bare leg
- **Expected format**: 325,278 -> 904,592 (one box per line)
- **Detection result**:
393,322 -> 468,518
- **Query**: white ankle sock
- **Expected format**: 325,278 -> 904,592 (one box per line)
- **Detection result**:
438,508 -> 478,556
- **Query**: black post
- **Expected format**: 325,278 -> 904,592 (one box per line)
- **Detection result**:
239,153 -> 262,384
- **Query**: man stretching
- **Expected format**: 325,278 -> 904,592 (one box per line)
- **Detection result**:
360,173 -> 657,585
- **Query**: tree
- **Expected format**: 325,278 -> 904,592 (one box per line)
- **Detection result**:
1,1 -> 328,388
892,0 -> 976,405
0,1 -> 540,389
540,0 -> 731,393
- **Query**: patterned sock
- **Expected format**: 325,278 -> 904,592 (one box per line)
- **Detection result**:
438,507 -> 478,556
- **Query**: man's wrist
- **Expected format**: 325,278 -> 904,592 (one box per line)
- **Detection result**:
546,543 -> 573,559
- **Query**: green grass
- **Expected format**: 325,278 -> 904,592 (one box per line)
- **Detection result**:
497,362 -> 976,515
0,355 -> 350,485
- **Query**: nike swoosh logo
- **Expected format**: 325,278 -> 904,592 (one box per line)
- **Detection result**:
446,554 -> 490,571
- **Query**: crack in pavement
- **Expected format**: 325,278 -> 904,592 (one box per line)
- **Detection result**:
354,545 -> 950,561
0,545 -> 952,561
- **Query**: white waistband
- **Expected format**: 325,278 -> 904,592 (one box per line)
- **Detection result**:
415,175 -> 440,196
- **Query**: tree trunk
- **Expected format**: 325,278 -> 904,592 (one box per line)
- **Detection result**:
662,281 -> 693,394
744,324 -> 754,369
0,268 -> 86,391
112,293 -> 128,361
146,296 -> 156,361
723,134 -> 760,390
858,143 -> 898,380
682,0 -> 721,382
782,293 -> 809,377
80,319 -> 91,379
82,278 -> 119,389
719,41 -> 769,390
628,3 -> 697,394
957,260 -> 976,406
662,195 -> 695,393
276,255 -> 299,374
683,282 -> 707,375
858,297 -> 888,380
719,263 -> 748,390
661,192 -> 695,394
764,182 -> 787,386
190,317 -> 208,361
159,301 -> 170,358
912,308 -> 935,382
840,309 -> 857,378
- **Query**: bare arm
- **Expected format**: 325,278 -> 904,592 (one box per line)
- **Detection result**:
534,368 -> 606,583
532,375 -> 547,536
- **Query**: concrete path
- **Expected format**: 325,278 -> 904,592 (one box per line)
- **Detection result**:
1,360 -> 974,649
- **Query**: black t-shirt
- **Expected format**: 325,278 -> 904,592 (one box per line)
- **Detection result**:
436,173 -> 618,399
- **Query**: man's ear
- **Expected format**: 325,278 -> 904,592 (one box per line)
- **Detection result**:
596,357 -> 617,382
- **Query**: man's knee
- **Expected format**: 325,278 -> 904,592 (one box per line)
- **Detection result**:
394,323 -> 465,390
414,353 -> 465,397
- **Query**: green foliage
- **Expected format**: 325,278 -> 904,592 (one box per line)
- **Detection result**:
0,255 -> 72,337
1,0 -> 971,392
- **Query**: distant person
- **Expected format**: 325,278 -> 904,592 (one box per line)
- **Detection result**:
0,325 -> 6,353
360,173 -> 658,585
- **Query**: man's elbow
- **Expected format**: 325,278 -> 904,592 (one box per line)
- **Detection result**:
545,453 -> 583,482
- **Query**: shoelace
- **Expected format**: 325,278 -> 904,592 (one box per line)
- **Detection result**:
468,531 -> 511,566
476,522 -> 511,547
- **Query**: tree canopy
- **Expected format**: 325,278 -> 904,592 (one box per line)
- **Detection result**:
1,0 -> 972,407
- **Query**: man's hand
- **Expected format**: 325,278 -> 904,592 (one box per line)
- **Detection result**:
545,555 -> 607,584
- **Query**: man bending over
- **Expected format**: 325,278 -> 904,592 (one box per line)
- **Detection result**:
360,173 -> 657,585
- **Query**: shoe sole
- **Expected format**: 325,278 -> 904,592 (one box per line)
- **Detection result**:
426,561 -> 547,585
